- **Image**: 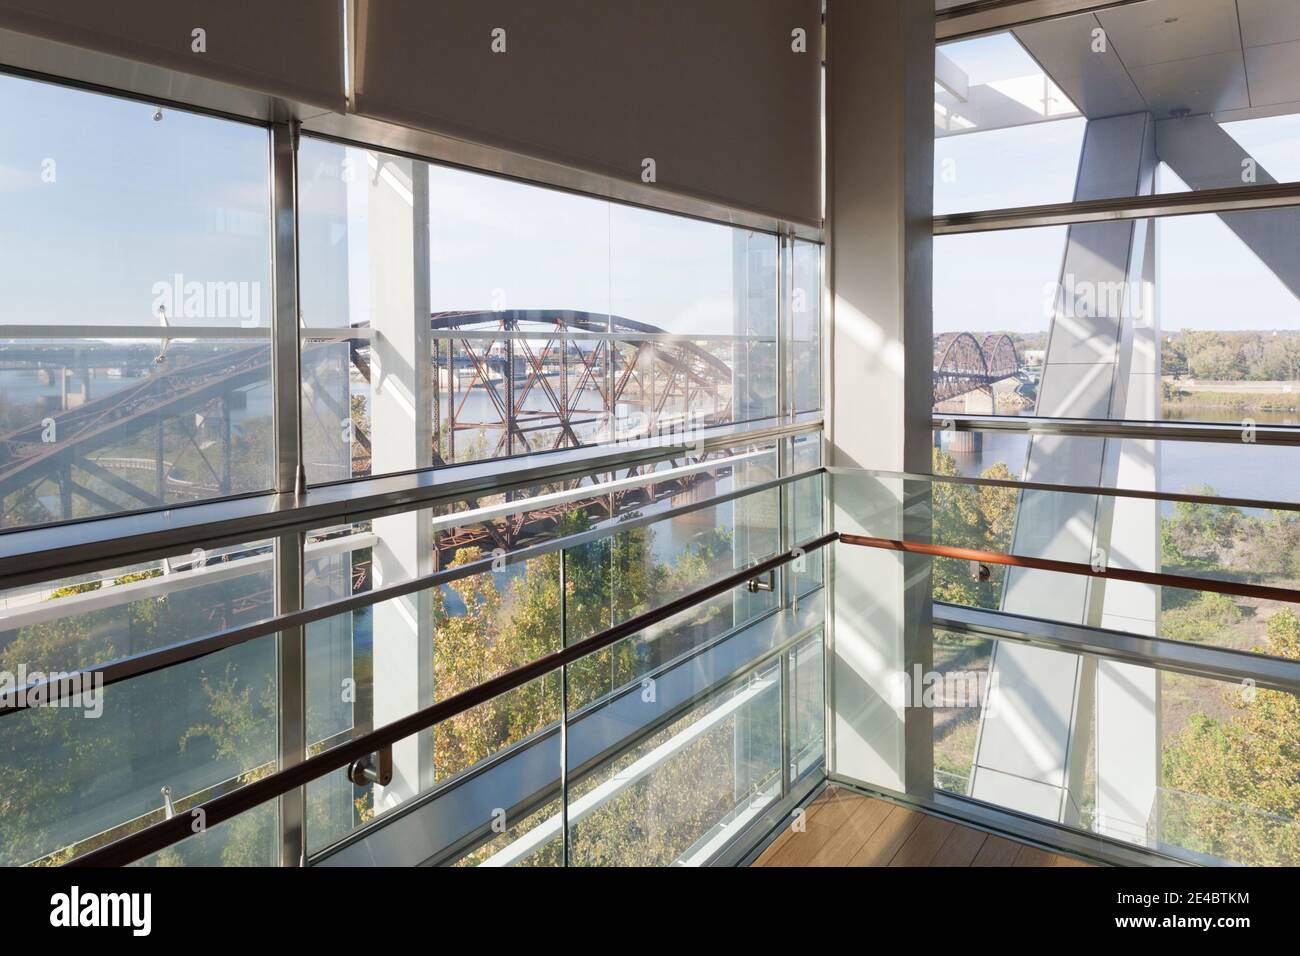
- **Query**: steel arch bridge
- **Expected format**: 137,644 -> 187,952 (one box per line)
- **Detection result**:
932,332 -> 1021,404
0,310 -> 738,526
0,342 -> 274,525
425,310 -> 733,462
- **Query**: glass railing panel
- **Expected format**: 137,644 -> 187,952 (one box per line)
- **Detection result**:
0,536 -> 281,866
567,657 -> 783,867
926,629 -> 1300,867
128,806 -> 278,868
788,631 -> 825,782
300,522 -> 562,854
2,631 -> 278,866
562,480 -> 783,711
297,460 -> 814,855
314,574 -> 824,866
559,571 -> 817,869
453,799 -> 563,867
834,467 -> 1300,662
129,665 -> 564,868
930,628 -> 991,798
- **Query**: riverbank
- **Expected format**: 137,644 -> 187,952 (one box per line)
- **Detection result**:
1164,379 -> 1300,413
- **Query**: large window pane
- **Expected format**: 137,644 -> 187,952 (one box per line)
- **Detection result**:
298,136 -> 788,485
935,209 -> 1300,424
0,72 -> 273,529
935,33 -> 1084,214
790,240 -> 822,415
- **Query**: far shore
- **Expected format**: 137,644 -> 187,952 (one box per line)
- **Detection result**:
1164,378 -> 1300,412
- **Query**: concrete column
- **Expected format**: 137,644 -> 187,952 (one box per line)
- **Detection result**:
366,156 -> 435,809
826,0 -> 934,795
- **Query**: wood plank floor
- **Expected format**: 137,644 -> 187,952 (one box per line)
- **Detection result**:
752,787 -> 1092,867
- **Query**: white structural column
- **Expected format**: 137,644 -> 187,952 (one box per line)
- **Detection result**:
826,0 -> 934,795
366,155 -> 435,808
1094,215 -> 1160,843
971,114 -> 1161,839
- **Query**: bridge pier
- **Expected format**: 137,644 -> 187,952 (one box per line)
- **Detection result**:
935,429 -> 981,454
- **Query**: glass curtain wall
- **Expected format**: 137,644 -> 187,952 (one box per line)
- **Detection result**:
926,0 -> 1300,864
0,68 -> 825,867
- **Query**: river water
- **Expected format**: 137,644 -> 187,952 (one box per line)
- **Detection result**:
941,409 -> 1300,506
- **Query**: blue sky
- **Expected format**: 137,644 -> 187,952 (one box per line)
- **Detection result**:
934,32 -> 1300,337
0,72 -> 270,329
2,70 -> 792,340
297,139 -> 781,338
2,53 -> 1297,343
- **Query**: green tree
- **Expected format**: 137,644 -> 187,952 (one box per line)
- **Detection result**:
931,451 -> 1018,608
1161,608 -> 1300,864
1160,486 -> 1242,569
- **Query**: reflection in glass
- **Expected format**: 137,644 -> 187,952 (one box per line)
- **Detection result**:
0,73 -> 273,529
297,137 -> 788,485
931,630 -> 1300,867
936,209 -> 1300,425
567,658 -> 782,867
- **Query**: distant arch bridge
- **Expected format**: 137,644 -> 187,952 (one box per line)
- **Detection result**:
932,332 -> 1022,404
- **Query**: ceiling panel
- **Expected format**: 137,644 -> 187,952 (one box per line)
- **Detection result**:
1238,0 -> 1300,49
1098,0 -> 1240,66
1245,40 -> 1300,106
1014,15 -> 1146,118
1128,50 -> 1251,115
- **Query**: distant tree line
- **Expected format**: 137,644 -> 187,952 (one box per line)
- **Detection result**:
1162,329 -> 1300,382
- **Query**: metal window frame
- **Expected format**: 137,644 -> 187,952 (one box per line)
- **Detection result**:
935,183 -> 1300,235
1,464 -> 827,716
935,413 -> 1300,448
0,419 -> 821,589
937,0 -> 1151,42
935,602 -> 1300,696
269,120 -> 308,867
